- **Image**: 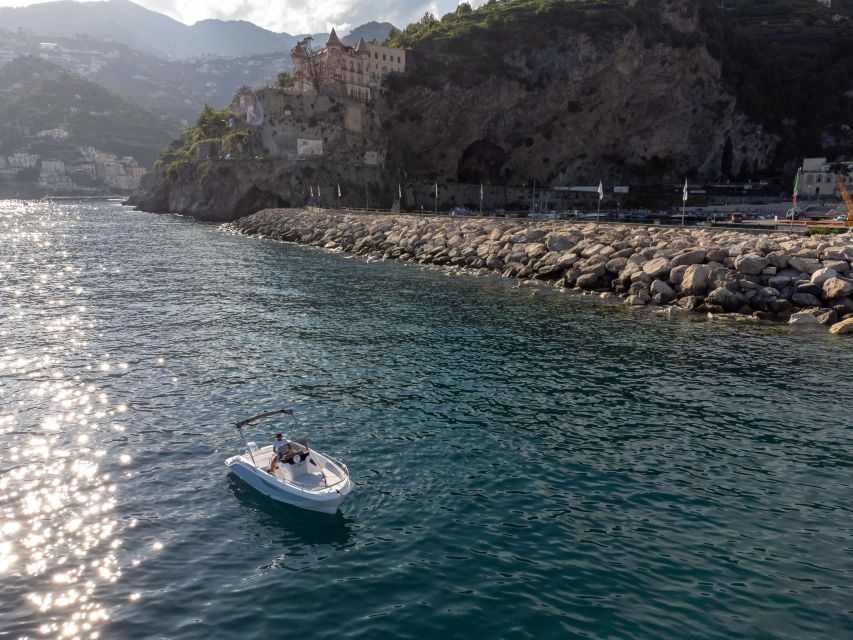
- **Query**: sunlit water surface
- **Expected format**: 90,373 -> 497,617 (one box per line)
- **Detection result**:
1,200 -> 851,639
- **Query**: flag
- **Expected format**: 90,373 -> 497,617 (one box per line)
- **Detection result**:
682,178 -> 688,203
597,180 -> 604,201
480,182 -> 484,200
398,183 -> 402,199
434,182 -> 438,198
792,169 -> 800,204
317,185 -> 321,198
310,185 -> 314,197
337,183 -> 341,198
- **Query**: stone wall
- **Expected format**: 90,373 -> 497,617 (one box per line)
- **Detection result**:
230,209 -> 853,335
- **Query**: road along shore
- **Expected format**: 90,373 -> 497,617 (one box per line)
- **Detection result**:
229,209 -> 853,335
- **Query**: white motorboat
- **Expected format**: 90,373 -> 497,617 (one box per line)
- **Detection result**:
224,408 -> 352,514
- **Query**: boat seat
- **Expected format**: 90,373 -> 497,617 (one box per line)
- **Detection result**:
282,456 -> 311,481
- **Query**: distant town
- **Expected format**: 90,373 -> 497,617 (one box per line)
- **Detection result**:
0,145 -> 147,195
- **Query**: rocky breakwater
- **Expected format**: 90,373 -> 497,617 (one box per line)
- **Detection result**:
230,209 -> 853,335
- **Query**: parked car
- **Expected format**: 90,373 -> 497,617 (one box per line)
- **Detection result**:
729,212 -> 743,223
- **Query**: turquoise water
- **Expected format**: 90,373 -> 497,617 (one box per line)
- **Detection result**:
1,200 -> 851,639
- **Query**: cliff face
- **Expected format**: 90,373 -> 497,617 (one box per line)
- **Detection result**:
128,90 -> 390,220
381,0 -> 776,187
131,0 -> 786,221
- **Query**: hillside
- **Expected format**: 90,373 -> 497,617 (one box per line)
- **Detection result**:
0,21 -> 398,125
0,57 -> 179,166
380,0 -> 851,185
130,0 -> 853,220
0,0 -> 395,60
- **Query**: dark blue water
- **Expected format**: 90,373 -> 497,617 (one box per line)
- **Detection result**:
1,200 -> 851,639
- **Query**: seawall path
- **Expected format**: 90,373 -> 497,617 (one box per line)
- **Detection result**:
229,208 -> 853,335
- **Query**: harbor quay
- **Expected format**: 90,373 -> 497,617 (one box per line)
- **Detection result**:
230,208 -> 853,335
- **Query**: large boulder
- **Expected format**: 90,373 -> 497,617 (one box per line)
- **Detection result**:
734,254 -> 769,276
605,256 -> 629,274
680,264 -> 712,295
766,251 -> 790,269
576,272 -> 599,290
788,312 -> 821,326
823,277 -> 853,300
792,292 -> 821,307
545,233 -> 577,252
788,257 -> 821,274
767,275 -> 791,289
669,264 -> 689,285
677,295 -> 704,310
828,317 -> 853,335
650,279 -> 677,303
810,267 -> 838,286
705,286 -> 741,312
671,250 -> 706,267
642,257 -> 672,278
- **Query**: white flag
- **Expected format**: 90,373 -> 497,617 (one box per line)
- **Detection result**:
434,182 -> 438,197
682,178 -> 688,203
398,183 -> 402,199
480,182 -> 484,200
317,185 -> 321,198
597,180 -> 603,201
337,183 -> 341,198
310,185 -> 314,197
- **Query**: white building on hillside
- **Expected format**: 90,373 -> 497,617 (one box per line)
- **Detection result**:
801,157 -> 853,198
291,29 -> 406,102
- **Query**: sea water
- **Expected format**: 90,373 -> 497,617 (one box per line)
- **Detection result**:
1,200 -> 851,639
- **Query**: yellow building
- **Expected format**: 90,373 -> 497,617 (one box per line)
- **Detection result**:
292,29 -> 406,102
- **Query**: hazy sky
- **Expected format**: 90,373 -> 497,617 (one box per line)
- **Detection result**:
0,0 -> 481,34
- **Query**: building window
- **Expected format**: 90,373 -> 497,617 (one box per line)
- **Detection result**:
374,53 -> 378,59
397,56 -> 401,63
382,54 -> 386,60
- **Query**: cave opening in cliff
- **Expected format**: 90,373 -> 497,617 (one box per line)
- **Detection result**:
457,140 -> 510,185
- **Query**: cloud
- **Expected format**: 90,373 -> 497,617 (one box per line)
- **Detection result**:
0,0 -> 479,34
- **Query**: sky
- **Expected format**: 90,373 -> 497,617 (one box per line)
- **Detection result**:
0,0 -> 483,34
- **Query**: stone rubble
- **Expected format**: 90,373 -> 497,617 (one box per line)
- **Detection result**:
230,209 -> 853,335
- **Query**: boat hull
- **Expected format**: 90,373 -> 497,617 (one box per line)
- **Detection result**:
225,458 -> 351,514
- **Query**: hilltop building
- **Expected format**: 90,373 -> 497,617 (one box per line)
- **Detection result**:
801,157 -> 853,198
291,29 -> 405,102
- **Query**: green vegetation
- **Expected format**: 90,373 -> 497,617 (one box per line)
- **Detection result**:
385,0 -> 649,90
274,72 -> 295,89
383,0 -> 852,173
698,0 -> 853,162
154,104 -> 248,179
0,56 -> 179,165
807,226 -> 847,236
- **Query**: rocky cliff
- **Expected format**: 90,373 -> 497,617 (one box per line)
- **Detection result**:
382,0 -> 776,187
131,0 -> 851,221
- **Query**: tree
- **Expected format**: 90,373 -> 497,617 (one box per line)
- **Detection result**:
275,71 -> 294,89
291,37 -> 332,93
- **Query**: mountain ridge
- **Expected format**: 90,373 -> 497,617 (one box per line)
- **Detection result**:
0,0 -> 397,59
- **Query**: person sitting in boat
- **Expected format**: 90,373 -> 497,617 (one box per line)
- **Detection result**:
269,433 -> 292,474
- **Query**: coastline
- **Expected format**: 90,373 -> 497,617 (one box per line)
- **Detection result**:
228,208 -> 853,335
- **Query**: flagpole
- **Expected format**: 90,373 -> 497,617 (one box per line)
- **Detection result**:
789,167 -> 800,235
596,179 -> 602,227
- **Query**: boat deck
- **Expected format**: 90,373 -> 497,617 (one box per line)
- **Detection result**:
269,466 -> 341,490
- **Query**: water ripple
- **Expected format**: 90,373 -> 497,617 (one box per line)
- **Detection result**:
1,200 -> 851,639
